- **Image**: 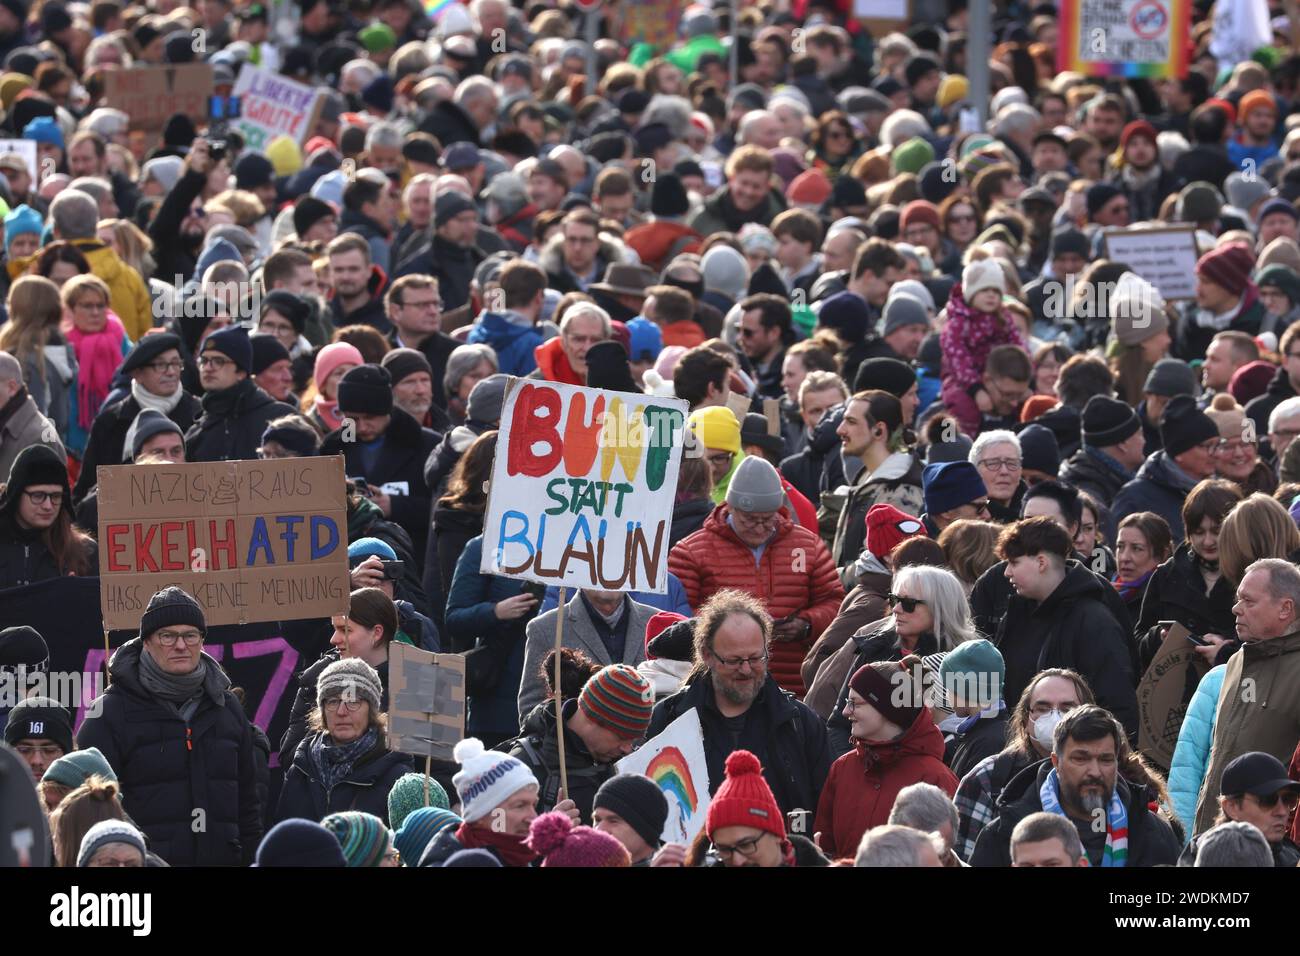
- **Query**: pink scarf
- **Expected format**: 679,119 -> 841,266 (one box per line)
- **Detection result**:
313,395 -> 345,431
65,313 -> 127,430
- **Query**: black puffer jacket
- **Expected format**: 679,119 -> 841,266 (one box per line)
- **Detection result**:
275,731 -> 413,825
648,672 -> 831,815
321,407 -> 441,560
780,403 -> 845,504
0,515 -> 97,590
505,699 -> 613,824
1112,451 -> 1200,541
393,234 -> 485,313
669,497 -> 713,548
424,421 -> 491,498
75,639 -> 263,866
1135,543 -> 1237,684
1058,445 -> 1133,541
74,390 -> 203,503
184,377 -> 296,463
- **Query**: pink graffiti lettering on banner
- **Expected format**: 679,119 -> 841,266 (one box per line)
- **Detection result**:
233,638 -> 300,751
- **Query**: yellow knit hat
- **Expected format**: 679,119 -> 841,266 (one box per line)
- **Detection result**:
0,73 -> 32,110
937,74 -> 969,109
265,135 -> 303,177
688,406 -> 741,454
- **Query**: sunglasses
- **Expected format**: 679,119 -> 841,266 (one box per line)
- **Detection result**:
1250,790 -> 1300,811
887,593 -> 926,613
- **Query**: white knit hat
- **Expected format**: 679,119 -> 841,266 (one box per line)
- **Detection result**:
452,738 -> 539,823
962,259 -> 1006,298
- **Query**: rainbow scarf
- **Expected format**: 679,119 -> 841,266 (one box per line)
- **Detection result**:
1112,568 -> 1155,604
1038,767 -> 1128,867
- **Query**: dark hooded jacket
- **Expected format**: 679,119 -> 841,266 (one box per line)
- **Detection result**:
328,265 -> 390,334
418,99 -> 481,147
1112,451 -> 1201,541
780,403 -> 845,504
504,698 -> 613,825
184,377 -> 296,463
275,729 -> 413,825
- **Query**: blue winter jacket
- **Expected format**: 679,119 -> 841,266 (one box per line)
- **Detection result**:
465,312 -> 544,377
1168,664 -> 1226,842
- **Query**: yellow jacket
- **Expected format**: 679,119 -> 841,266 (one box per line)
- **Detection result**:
8,238 -> 153,342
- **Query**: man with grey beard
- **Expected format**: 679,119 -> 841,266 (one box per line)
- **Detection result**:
644,590 -> 831,816
970,705 -> 1180,867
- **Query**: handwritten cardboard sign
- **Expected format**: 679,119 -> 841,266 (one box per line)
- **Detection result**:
480,379 -> 688,594
103,64 -> 214,133
616,707 -> 711,844
1103,227 -> 1200,301
1136,622 -> 1210,769
231,64 -> 324,150
95,456 -> 349,629
1057,0 -> 1191,79
386,642 -> 466,760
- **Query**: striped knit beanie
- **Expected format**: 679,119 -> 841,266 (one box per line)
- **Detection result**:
578,665 -> 654,740
387,772 -> 450,829
321,811 -> 391,867
394,807 -> 461,864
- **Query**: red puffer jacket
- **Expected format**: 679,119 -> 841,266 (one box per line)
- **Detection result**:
813,707 -> 958,860
668,506 -> 844,697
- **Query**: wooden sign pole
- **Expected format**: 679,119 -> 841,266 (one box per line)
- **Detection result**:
554,586 -> 569,802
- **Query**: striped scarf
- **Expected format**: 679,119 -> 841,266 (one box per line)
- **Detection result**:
1038,767 -> 1128,867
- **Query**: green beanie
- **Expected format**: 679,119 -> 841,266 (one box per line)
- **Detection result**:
892,136 -> 936,175
939,639 -> 1005,707
41,746 -> 118,789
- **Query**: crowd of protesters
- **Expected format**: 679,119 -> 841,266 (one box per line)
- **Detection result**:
5,0 -> 1300,868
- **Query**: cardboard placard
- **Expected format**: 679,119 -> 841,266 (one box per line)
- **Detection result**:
385,641 -> 466,760
480,379 -> 688,594
1102,227 -> 1200,301
1136,622 -> 1210,769
96,456 -> 349,629
1057,0 -> 1191,79
0,139 -> 38,182
103,64 -> 214,133
616,707 -> 711,844
231,65 -> 324,150
854,0 -> 909,37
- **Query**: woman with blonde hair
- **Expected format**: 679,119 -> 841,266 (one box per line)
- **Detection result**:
0,275 -> 76,436
938,519 -> 1002,594
60,272 -> 131,457
48,775 -> 130,868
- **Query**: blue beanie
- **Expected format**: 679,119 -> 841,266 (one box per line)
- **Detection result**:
4,204 -> 42,254
23,116 -> 63,149
625,316 -> 663,363
255,819 -> 347,867
200,324 -> 253,373
922,461 -> 987,516
347,536 -> 398,564
394,807 -> 461,864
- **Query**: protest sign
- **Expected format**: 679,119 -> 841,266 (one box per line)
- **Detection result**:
231,64 -> 324,150
854,0 -> 909,36
1137,623 -> 1210,770
1057,0 -> 1190,78
480,379 -> 688,594
386,642 -> 466,762
1102,227 -> 1200,301
619,0 -> 683,49
103,64 -> 214,132
0,139 -> 37,182
617,708 -> 711,844
96,456 -> 350,630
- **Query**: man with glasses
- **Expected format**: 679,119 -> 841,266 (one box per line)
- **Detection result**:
383,275 -> 459,415
531,302 -> 610,386
185,325 -> 295,463
1183,752 -> 1300,866
74,332 -> 202,504
4,696 -> 72,782
78,587 -> 264,865
737,294 -> 796,400
918,460 -> 990,537
975,345 -> 1033,437
544,209 -> 612,295
1114,394 -> 1221,539
969,429 -> 1025,524
647,591 -> 832,818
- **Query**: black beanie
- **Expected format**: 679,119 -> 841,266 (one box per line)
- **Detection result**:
852,357 -> 917,397
163,112 -> 199,150
250,333 -> 292,375
202,324 -> 253,373
650,172 -> 689,218
1050,228 -> 1090,260
0,626 -> 48,679
4,695 -> 72,754
139,586 -> 206,641
337,364 -> 394,416
164,31 -> 195,63
747,261 -> 788,298
0,444 -> 70,518
1081,394 -> 1140,448
293,196 -> 336,238
592,774 -> 668,849
584,341 -> 638,393
381,347 -> 433,386
1159,394 -> 1220,457
262,289 -> 310,334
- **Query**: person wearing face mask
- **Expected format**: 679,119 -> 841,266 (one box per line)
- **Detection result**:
971,704 -> 1180,867
952,667 -> 1094,861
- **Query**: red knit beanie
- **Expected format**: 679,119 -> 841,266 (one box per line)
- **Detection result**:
1119,120 -> 1158,152
899,199 -> 941,233
864,503 -> 925,561
1204,97 -> 1237,127
644,611 -> 687,656
1196,242 -> 1254,298
1020,394 -> 1059,423
788,169 -> 832,205
1229,359 -> 1278,406
705,750 -> 786,841
849,661 -> 924,732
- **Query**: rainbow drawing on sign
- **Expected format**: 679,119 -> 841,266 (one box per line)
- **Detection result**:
647,746 -> 698,841
423,0 -> 457,20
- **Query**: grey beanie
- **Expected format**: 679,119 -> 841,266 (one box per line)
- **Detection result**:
77,819 -> 147,867
1225,171 -> 1271,214
1143,357 -> 1199,398
467,373 -> 509,425
128,409 -> 185,461
882,293 -> 930,337
701,246 -> 750,302
726,456 -> 786,513
316,658 -> 383,715
926,433 -> 974,464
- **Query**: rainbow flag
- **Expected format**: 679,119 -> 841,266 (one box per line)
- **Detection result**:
423,0 -> 459,20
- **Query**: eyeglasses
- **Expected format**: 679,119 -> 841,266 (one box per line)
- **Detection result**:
977,457 -> 1021,472
400,298 -> 443,311
739,326 -> 761,338
322,696 -> 365,713
1218,439 -> 1255,458
153,630 -> 203,647
1198,438 -> 1222,454
23,490 -> 62,506
1249,790 -> 1300,811
198,354 -> 230,370
712,832 -> 770,860
948,213 -> 977,224
887,593 -> 927,613
146,360 -> 184,373
711,651 -> 769,670
732,510 -> 777,529
706,451 -> 734,467
966,499 -> 992,516
15,743 -> 62,758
